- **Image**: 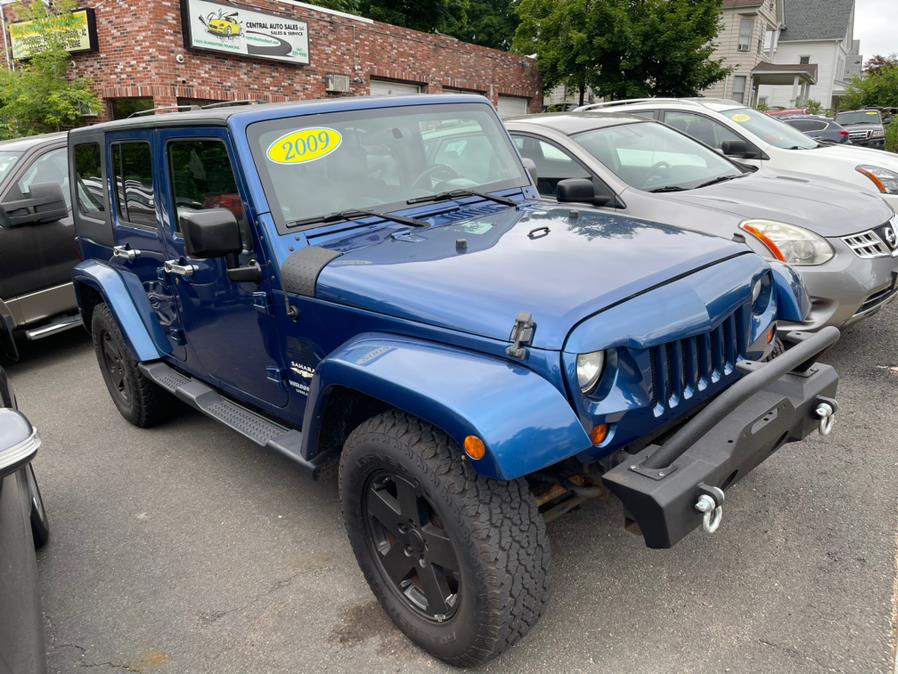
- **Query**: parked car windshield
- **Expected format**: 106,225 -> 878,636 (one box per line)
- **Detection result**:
723,107 -> 818,150
248,103 -> 528,229
572,121 -> 743,192
0,151 -> 22,184
835,110 -> 882,125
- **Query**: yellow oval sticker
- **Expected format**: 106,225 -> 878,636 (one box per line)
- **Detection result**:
866,110 -> 879,115
267,127 -> 343,165
731,113 -> 751,123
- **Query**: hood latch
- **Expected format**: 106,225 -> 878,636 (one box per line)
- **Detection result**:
506,312 -> 536,360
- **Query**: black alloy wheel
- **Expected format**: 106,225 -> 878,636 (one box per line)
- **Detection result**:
364,470 -> 460,622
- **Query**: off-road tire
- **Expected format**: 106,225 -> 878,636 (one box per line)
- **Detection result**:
91,303 -> 173,428
339,410 -> 549,667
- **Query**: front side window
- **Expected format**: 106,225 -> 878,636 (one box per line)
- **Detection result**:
664,111 -> 743,150
168,139 -> 249,246
247,103 -> 528,229
512,135 -> 591,197
73,143 -> 104,217
724,107 -> 818,149
573,121 -> 743,192
0,151 -> 22,186
17,147 -> 71,209
112,142 -> 156,227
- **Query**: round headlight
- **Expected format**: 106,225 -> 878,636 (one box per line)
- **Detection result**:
740,220 -> 834,266
751,272 -> 773,314
576,351 -> 605,394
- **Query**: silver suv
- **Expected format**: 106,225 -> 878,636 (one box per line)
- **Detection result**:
575,98 -> 898,213
834,109 -> 886,149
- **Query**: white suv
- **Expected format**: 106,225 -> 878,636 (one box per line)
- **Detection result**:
576,98 -> 898,213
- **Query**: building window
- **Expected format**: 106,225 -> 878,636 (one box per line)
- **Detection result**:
73,143 -> 105,218
799,55 -> 810,64
732,76 -> 747,104
109,97 -> 154,120
764,29 -> 775,52
738,17 -> 753,52
112,142 -> 156,228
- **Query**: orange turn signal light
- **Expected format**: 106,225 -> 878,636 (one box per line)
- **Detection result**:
590,424 -> 609,446
741,224 -> 786,262
767,323 -> 777,344
464,435 -> 486,460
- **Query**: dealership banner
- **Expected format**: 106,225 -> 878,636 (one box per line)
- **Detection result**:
8,8 -> 98,60
182,0 -> 310,65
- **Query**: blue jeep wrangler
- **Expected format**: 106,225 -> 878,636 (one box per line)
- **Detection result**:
69,95 -> 839,666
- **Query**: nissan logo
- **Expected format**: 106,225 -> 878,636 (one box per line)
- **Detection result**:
885,222 -> 898,249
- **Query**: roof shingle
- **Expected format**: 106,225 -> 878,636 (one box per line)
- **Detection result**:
780,0 -> 854,41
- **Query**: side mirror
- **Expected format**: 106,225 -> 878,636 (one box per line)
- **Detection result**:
0,408 -> 40,478
721,140 -> 761,159
555,178 -> 614,207
180,208 -> 243,259
0,182 -> 68,227
521,157 -> 538,185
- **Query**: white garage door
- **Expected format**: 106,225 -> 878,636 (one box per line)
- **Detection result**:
497,95 -> 530,118
370,79 -> 421,96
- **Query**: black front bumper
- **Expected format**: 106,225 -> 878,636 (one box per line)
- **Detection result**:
602,327 -> 839,549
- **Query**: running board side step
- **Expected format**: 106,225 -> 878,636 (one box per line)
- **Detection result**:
139,361 -> 327,478
25,314 -> 82,340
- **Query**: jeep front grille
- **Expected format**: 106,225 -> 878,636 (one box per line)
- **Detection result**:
648,305 -> 749,416
842,230 -> 889,258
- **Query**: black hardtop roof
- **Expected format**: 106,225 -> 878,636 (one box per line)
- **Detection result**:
0,131 -> 67,151
504,111 -> 648,135
68,94 -> 489,139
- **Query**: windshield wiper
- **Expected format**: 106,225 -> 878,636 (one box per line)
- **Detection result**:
288,208 -> 428,229
407,189 -> 517,207
694,174 -> 744,189
648,185 -> 687,193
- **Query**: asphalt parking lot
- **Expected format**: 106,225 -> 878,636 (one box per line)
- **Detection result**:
6,302 -> 898,674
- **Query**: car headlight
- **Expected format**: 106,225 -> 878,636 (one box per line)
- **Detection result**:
871,129 -> 885,138
751,272 -> 773,314
856,165 -> 898,194
740,220 -> 835,266
576,351 -> 605,394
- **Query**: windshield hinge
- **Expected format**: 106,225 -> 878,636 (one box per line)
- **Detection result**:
506,312 -> 536,360
253,291 -> 271,316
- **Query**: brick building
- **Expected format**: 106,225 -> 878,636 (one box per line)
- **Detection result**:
2,0 -> 540,121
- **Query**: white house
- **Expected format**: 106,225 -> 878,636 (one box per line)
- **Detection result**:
756,0 -> 861,109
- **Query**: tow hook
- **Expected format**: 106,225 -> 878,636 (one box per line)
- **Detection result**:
814,396 -> 838,436
694,484 -> 725,534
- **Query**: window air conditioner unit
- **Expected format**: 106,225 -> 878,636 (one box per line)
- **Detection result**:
325,74 -> 351,93
737,44 -> 750,52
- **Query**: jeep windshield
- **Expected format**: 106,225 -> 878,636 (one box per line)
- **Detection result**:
835,110 -> 882,125
573,121 -> 745,192
724,107 -> 818,150
247,103 -> 529,230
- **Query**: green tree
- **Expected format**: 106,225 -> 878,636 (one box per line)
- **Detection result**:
806,99 -> 823,115
355,0 -> 468,34
841,63 -> 898,110
0,0 -> 100,139
513,0 -> 729,104
455,0 -> 519,50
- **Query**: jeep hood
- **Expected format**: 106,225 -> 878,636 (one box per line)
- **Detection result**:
313,206 -> 749,350
659,170 -> 893,236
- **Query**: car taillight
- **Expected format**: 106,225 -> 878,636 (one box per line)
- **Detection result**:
840,130 -> 849,137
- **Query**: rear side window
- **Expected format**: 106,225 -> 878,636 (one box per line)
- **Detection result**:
74,143 -> 105,218
112,142 -> 156,227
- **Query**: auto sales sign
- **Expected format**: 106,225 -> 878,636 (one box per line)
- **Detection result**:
182,0 -> 310,65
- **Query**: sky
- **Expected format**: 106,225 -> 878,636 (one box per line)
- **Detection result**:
855,0 -> 898,59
